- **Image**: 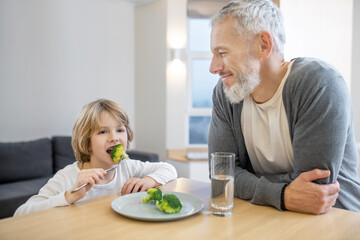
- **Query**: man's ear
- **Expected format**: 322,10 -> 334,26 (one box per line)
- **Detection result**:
258,31 -> 273,59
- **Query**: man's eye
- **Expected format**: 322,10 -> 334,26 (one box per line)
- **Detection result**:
219,52 -> 226,57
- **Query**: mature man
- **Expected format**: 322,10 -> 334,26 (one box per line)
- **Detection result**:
208,0 -> 360,214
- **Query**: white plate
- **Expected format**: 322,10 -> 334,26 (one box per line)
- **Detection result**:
111,191 -> 204,221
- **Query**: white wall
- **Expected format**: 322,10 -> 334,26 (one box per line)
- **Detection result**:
135,0 -> 167,159
166,0 -> 187,149
281,0 -> 353,88
134,0 -> 187,161
0,0 -> 135,142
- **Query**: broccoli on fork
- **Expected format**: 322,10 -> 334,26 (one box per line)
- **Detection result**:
156,193 -> 182,214
110,144 -> 129,163
142,188 -> 162,204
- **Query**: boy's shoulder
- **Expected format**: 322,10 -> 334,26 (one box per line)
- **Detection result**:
54,162 -> 79,177
121,158 -> 142,166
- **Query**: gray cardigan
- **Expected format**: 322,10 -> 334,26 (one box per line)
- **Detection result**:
208,57 -> 360,211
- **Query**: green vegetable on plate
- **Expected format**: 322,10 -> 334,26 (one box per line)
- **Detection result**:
156,194 -> 182,214
142,188 -> 163,203
142,188 -> 182,214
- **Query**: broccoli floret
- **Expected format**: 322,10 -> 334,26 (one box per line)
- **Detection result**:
111,144 -> 129,163
142,188 -> 162,203
156,194 -> 182,214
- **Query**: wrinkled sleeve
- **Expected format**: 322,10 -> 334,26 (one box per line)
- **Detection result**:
128,160 -> 177,186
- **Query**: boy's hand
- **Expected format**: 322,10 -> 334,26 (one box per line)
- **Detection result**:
121,176 -> 160,195
65,168 -> 107,204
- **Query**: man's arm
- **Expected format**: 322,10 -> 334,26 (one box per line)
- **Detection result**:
281,62 -> 352,213
265,59 -> 353,213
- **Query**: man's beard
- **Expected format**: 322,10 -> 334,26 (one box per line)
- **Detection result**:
223,69 -> 260,104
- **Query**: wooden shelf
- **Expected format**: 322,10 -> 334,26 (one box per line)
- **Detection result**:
167,148 -> 208,162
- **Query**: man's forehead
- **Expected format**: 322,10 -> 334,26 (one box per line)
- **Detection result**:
210,18 -> 243,48
211,17 -> 240,38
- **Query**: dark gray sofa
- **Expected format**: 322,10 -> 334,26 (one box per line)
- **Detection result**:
0,136 -> 158,219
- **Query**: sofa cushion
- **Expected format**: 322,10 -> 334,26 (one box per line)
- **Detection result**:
127,150 -> 159,162
0,138 -> 53,183
52,136 -> 76,172
0,176 -> 52,218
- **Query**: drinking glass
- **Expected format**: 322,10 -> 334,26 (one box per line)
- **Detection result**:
210,152 -> 235,217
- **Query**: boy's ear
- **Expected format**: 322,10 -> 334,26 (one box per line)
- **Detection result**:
258,31 -> 273,59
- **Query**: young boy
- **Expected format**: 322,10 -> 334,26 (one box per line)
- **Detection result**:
14,99 -> 177,216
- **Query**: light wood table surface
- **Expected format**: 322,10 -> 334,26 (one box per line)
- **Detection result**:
0,178 -> 359,240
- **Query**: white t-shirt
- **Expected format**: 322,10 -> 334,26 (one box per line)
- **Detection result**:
241,61 -> 294,174
14,159 -> 177,216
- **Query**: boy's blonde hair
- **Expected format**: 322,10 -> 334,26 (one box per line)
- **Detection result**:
71,99 -> 134,163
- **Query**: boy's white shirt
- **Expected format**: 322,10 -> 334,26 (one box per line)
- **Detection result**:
14,159 -> 177,216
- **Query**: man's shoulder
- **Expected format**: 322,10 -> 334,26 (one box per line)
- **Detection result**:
293,56 -> 337,70
283,57 -> 349,112
286,57 -> 344,91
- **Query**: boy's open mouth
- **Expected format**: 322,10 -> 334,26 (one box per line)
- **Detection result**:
106,147 -> 114,155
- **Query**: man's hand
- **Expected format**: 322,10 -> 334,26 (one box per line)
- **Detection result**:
121,176 -> 160,195
284,169 -> 340,214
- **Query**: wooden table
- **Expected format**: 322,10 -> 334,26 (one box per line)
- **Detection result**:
0,178 -> 359,240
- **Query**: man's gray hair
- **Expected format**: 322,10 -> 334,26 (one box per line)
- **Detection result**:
211,0 -> 285,54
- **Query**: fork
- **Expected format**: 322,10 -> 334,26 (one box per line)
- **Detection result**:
70,164 -> 119,193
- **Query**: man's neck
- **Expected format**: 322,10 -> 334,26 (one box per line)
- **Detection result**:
251,58 -> 289,104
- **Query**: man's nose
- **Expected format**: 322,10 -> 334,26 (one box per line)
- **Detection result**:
209,57 -> 223,74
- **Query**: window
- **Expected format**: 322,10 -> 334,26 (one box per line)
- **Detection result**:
187,18 -> 219,146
